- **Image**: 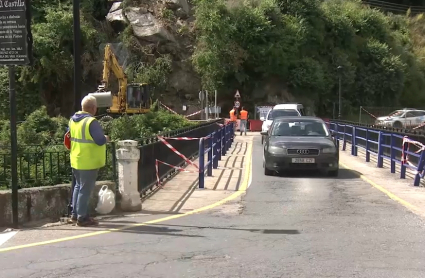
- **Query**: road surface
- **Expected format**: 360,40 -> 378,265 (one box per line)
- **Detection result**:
1,136 -> 425,277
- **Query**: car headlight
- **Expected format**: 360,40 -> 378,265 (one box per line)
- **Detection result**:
268,146 -> 287,154
322,146 -> 337,153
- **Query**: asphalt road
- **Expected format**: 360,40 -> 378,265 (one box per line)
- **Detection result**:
2,136 -> 425,278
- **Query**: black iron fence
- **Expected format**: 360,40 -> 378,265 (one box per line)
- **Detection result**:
137,119 -> 224,194
0,144 -> 116,189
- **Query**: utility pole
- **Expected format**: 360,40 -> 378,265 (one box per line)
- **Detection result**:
68,0 -> 82,217
337,66 -> 343,119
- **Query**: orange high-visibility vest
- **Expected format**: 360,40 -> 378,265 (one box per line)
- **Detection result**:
229,109 -> 236,121
240,110 -> 248,120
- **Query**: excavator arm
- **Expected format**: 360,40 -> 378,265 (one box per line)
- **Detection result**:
97,44 -> 128,113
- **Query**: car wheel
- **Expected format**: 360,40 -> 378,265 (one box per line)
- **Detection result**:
328,169 -> 339,177
264,163 -> 274,176
393,121 -> 402,128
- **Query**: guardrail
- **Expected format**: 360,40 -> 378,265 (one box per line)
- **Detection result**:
138,119 -> 223,194
329,121 -> 425,186
198,122 -> 234,188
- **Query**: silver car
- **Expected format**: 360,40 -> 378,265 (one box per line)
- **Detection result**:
375,109 -> 425,128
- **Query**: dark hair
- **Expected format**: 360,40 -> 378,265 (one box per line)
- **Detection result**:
241,106 -> 245,110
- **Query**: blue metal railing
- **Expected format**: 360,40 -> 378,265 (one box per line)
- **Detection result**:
198,122 -> 234,188
330,122 -> 425,186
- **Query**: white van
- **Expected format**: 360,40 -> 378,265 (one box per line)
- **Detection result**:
260,103 -> 305,144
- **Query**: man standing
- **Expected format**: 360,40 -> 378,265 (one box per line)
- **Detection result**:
69,95 -> 109,226
229,107 -> 237,136
240,106 -> 248,136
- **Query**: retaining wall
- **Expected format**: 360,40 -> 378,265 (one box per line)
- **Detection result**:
0,181 -> 116,227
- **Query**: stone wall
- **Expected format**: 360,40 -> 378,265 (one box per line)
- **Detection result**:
0,181 -> 116,227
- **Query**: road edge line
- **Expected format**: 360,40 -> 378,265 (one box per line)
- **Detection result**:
340,162 -> 420,212
0,140 -> 253,253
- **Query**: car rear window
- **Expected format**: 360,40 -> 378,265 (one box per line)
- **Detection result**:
267,109 -> 300,120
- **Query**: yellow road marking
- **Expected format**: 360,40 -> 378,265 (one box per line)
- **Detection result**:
0,141 -> 253,253
340,162 -> 420,212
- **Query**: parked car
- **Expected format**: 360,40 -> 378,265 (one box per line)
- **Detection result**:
374,109 -> 425,128
261,116 -> 339,177
260,103 -> 304,144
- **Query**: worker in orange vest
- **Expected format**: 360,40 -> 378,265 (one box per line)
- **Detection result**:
239,107 -> 248,136
229,107 -> 237,136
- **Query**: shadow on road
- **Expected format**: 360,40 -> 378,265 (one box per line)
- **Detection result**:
274,168 -> 362,180
22,222 -> 300,236
147,223 -> 300,235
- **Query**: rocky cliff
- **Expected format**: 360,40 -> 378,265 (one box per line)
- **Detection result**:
105,0 -> 202,113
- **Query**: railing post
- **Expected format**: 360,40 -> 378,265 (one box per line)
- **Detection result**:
351,126 -> 357,156
222,126 -> 226,156
400,139 -> 407,179
342,125 -> 347,151
208,133 -> 213,176
213,132 -> 219,169
198,138 -> 205,189
365,128 -> 370,162
414,150 -> 425,186
230,122 -> 234,143
226,124 -> 231,151
390,133 -> 396,173
217,128 -> 222,161
377,131 -> 384,168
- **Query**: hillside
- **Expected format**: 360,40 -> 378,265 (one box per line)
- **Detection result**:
2,0 -> 425,119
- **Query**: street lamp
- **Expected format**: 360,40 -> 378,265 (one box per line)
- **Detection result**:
337,66 -> 343,119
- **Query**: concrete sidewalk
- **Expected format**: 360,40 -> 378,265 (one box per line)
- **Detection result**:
0,135 -> 254,249
339,141 -> 425,218
141,135 -> 253,214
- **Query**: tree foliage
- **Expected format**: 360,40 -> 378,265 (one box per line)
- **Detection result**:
192,0 -> 425,116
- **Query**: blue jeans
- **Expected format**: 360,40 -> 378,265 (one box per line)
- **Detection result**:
72,169 -> 99,220
240,119 -> 247,135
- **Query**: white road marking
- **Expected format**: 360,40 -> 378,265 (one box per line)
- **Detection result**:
0,229 -> 18,246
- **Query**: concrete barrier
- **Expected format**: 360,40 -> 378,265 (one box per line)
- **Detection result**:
0,181 -> 116,227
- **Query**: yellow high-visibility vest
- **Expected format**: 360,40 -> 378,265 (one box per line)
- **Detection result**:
69,113 -> 106,170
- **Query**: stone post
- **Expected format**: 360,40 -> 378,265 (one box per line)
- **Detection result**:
116,140 -> 142,211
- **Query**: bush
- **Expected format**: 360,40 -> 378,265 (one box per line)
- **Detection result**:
192,0 -> 425,116
0,106 -> 196,189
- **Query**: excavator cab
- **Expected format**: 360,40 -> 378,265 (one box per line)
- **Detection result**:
126,83 -> 152,113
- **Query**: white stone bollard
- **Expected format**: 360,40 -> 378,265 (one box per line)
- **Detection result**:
116,140 -> 142,211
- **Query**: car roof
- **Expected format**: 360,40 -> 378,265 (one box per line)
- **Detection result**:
273,116 -> 323,122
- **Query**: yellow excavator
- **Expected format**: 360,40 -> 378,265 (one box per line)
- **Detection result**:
94,43 -> 152,115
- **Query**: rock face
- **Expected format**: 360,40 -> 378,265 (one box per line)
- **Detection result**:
165,0 -> 190,16
125,8 -> 176,42
105,0 -> 199,99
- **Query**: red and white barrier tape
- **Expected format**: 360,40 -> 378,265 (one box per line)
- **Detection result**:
412,121 -> 425,130
185,110 -> 203,118
160,103 -> 179,114
163,136 -> 210,140
361,107 -> 401,122
155,159 -> 198,186
157,136 -> 199,170
401,136 -> 425,174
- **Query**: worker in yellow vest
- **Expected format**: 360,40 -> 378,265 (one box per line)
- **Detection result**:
239,107 -> 248,136
229,107 -> 237,136
69,95 -> 109,227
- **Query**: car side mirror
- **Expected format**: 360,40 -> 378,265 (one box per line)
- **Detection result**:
331,130 -> 336,137
260,131 -> 268,136
260,117 -> 265,121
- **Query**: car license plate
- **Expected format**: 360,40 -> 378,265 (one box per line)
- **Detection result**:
292,158 -> 315,163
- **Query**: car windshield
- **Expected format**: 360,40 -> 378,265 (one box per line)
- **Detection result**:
271,120 -> 330,137
267,109 -> 299,120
